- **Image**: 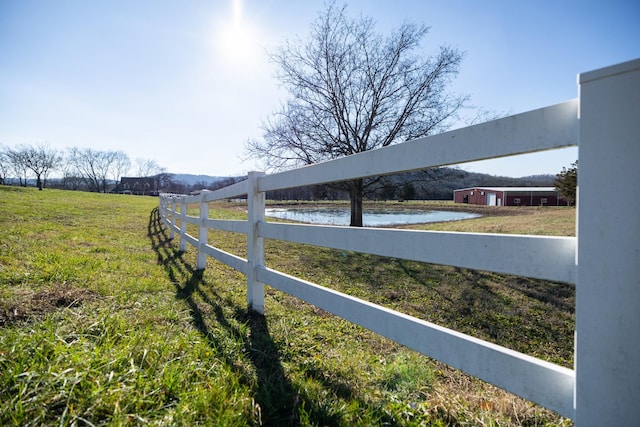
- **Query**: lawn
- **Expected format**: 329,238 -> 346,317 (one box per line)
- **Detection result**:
0,186 -> 574,426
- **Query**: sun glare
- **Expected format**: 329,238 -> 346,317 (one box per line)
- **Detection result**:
216,0 -> 258,66
231,0 -> 242,24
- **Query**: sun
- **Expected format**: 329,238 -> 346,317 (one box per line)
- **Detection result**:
216,0 -> 259,66
218,23 -> 256,62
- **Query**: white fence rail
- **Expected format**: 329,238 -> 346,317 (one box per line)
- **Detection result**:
159,59 -> 640,425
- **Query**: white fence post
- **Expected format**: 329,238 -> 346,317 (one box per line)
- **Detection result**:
197,193 -> 209,270
169,197 -> 177,240
179,197 -> 187,252
160,197 -> 166,223
576,58 -> 640,425
247,171 -> 265,314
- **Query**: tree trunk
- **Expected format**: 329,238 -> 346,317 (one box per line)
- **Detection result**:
349,179 -> 364,227
36,175 -> 42,190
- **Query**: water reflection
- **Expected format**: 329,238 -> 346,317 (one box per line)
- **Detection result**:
265,207 -> 480,227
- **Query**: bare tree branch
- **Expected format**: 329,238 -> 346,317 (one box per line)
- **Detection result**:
3,143 -> 61,190
245,2 -> 465,225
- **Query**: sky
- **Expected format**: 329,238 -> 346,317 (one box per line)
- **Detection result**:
1,0 -> 638,178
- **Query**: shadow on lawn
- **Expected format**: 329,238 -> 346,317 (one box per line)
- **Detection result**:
146,207 -> 361,426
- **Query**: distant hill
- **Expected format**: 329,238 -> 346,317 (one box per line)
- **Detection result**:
3,169 -> 555,199
361,168 -> 556,200
170,174 -> 235,186
169,170 -> 554,189
454,171 -> 556,190
172,167 -> 555,200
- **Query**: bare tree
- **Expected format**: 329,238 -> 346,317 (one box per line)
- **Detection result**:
2,144 -> 61,189
133,158 -> 168,194
0,150 -> 8,185
94,150 -> 119,193
68,147 -> 129,193
135,158 -> 165,177
246,3 -> 465,226
68,147 -> 101,192
60,162 -> 84,190
111,151 -> 131,185
152,172 -> 173,195
21,144 -> 62,190
3,147 -> 29,186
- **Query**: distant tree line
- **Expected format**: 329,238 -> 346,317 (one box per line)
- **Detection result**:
162,176 -> 245,195
0,143 -> 165,192
265,167 -> 556,202
0,143 -> 561,200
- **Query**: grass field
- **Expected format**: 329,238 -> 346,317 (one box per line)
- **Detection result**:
0,186 -> 575,426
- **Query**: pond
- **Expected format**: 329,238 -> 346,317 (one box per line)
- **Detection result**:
265,207 -> 480,227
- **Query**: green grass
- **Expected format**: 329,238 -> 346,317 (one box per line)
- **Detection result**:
1,187 -> 574,426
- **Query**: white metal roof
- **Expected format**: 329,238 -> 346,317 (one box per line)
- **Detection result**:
454,187 -> 558,192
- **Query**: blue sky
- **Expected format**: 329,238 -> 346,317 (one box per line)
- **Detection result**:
1,0 -> 638,178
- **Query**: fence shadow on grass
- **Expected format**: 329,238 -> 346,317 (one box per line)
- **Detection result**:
147,208 -> 372,426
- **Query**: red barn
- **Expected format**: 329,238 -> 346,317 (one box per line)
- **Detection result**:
453,187 -> 569,206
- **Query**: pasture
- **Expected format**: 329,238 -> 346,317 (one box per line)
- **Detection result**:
0,186 -> 574,426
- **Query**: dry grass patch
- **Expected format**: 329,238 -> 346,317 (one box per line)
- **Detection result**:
0,284 -> 100,327
403,205 -> 576,236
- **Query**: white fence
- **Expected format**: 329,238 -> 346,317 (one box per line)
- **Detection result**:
159,59 -> 640,425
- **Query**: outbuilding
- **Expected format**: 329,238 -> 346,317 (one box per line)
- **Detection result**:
112,176 -> 159,196
453,187 -> 569,206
